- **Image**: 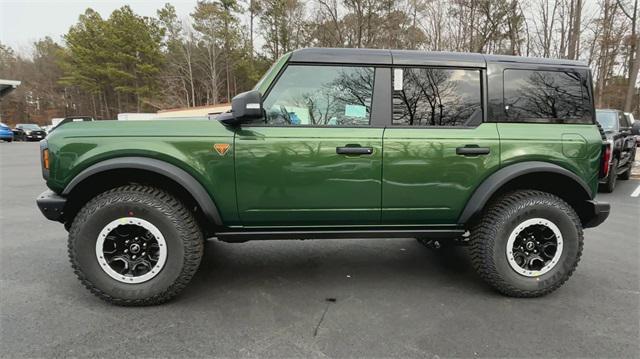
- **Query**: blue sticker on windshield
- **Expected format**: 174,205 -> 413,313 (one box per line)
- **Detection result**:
345,105 -> 367,118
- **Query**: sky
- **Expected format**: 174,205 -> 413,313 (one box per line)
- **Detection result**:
0,0 -> 199,55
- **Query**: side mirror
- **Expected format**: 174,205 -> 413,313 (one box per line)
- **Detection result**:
217,90 -> 263,126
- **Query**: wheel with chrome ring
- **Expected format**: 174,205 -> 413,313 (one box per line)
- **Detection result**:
506,218 -> 563,277
68,185 -> 203,306
469,190 -> 583,297
95,217 -> 168,284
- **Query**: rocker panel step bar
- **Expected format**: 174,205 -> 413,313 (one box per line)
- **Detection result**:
215,228 -> 466,242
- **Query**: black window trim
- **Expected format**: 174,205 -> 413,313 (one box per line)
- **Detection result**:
500,67 -> 594,125
388,65 -> 486,129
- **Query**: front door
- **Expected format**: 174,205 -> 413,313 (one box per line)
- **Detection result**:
382,66 -> 500,225
235,64 -> 383,226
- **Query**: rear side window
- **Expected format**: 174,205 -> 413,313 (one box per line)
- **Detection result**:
392,68 -> 482,127
503,69 -> 590,123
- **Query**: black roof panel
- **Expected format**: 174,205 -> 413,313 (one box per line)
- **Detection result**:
483,54 -> 587,67
391,50 -> 485,67
290,48 -> 391,64
289,48 -> 588,68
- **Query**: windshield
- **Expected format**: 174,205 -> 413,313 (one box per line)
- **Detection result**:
596,111 -> 617,131
253,53 -> 291,94
17,124 -> 42,130
0,122 -> 8,128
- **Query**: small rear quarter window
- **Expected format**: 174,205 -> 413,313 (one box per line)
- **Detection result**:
503,69 -> 591,124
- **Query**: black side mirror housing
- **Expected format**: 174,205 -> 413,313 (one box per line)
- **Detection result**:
217,90 -> 263,126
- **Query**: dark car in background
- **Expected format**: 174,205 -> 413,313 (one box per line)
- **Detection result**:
596,109 -> 636,192
15,124 -> 47,141
11,127 -> 25,141
0,122 -> 14,142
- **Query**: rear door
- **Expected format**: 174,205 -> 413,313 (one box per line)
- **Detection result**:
381,66 -> 500,225
234,64 -> 384,226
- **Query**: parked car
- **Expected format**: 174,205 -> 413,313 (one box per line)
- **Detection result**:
596,109 -> 636,192
15,124 -> 47,141
37,48 -> 610,305
0,122 -> 13,142
11,127 -> 25,141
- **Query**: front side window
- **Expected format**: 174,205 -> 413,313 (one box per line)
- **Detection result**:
260,65 -> 375,126
392,67 -> 482,127
504,69 -> 589,123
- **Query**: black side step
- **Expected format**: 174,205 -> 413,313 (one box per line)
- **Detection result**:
215,228 -> 465,243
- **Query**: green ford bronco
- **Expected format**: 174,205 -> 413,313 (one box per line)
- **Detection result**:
37,48 -> 610,305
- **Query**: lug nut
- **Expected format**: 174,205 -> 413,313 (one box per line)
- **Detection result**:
132,255 -> 136,259
124,249 -> 128,253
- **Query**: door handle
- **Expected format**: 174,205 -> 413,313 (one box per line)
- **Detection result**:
456,145 -> 490,156
336,146 -> 374,155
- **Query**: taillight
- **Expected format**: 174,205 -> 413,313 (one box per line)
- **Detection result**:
600,143 -> 612,178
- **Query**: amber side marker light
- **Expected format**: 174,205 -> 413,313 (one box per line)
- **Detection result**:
42,148 -> 50,170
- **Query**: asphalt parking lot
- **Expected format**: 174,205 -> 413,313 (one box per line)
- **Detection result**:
1,141 -> 639,358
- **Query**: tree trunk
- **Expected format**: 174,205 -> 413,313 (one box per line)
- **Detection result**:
568,0 -> 582,60
625,35 -> 640,112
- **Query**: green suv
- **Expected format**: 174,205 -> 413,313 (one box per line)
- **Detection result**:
37,48 -> 610,305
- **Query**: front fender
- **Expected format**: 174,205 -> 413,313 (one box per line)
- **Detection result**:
62,157 -> 223,226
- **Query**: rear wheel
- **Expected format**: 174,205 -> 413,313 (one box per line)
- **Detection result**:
68,185 -> 204,305
469,190 -> 583,297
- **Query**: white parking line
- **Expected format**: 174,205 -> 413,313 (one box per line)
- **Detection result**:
631,184 -> 640,198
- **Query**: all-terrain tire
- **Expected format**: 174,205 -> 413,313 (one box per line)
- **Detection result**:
68,185 -> 204,306
469,190 -> 583,297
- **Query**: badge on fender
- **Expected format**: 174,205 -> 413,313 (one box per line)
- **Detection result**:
213,143 -> 230,156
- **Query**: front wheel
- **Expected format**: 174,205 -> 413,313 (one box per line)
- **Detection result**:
68,185 -> 204,305
469,190 -> 583,297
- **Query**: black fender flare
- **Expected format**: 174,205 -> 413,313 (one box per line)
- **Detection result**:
457,161 -> 593,225
62,157 -> 223,226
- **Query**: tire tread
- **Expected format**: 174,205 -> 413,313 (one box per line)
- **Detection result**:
468,190 -> 583,297
67,185 -> 203,306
